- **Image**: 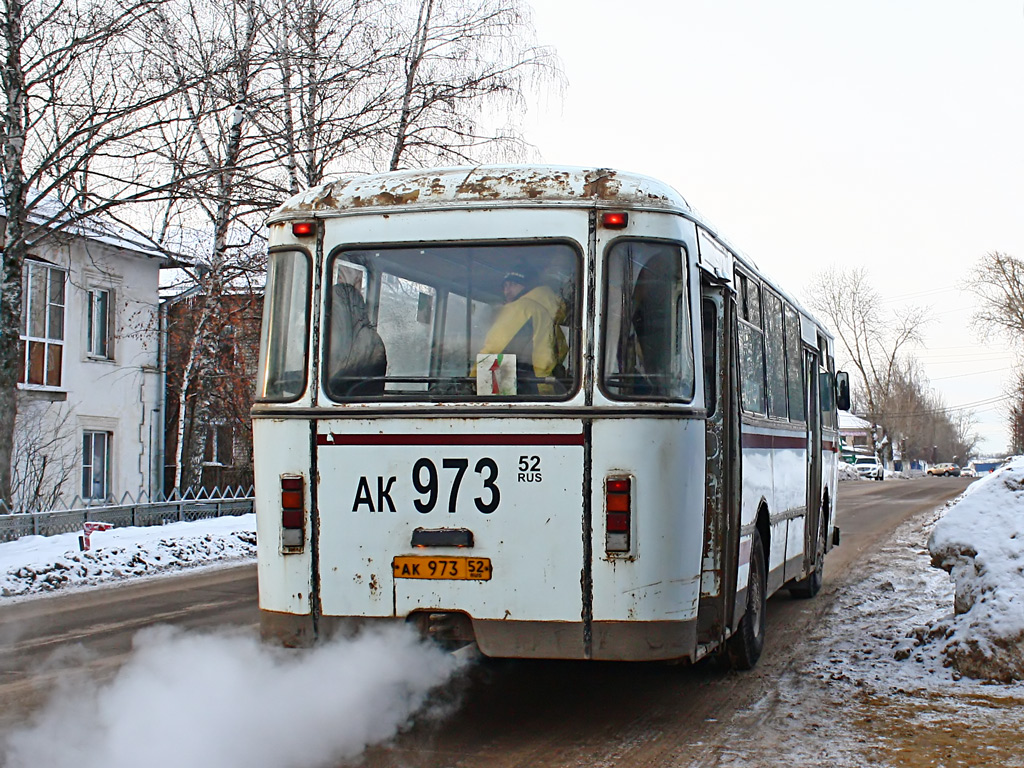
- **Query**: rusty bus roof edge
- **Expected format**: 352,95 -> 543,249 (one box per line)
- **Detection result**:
266,165 -> 693,223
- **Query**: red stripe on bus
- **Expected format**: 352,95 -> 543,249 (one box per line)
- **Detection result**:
741,433 -> 806,450
316,433 -> 586,447
742,434 -> 838,451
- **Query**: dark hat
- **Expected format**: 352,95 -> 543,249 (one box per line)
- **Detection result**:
502,270 -> 527,285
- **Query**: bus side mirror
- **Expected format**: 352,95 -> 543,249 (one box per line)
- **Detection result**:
835,371 -> 851,412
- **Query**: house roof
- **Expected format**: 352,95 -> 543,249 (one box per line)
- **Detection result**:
1,190 -> 168,261
839,410 -> 872,431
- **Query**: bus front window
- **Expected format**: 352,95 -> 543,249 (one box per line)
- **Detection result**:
257,249 -> 311,400
601,240 -> 695,401
324,243 -> 579,401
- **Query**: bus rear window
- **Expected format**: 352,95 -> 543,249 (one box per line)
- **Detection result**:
601,240 -> 695,401
324,243 -> 579,401
257,249 -> 311,400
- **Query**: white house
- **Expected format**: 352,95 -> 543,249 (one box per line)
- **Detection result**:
839,410 -> 874,455
8,213 -> 168,511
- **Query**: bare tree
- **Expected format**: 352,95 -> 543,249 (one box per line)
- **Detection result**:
0,0 -> 193,503
1005,364 -> 1024,455
806,267 -> 928,456
969,251 -> 1024,343
135,0 -> 279,490
9,400 -> 76,512
258,0 -> 396,193
966,252 -> 1024,454
383,0 -> 562,171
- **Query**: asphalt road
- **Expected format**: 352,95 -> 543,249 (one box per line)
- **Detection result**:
0,476 -> 973,765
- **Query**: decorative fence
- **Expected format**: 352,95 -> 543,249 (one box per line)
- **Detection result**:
0,486 -> 254,543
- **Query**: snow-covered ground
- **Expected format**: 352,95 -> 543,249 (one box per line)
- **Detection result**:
0,513 -> 257,598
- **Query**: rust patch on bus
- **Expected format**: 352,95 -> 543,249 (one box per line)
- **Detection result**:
518,171 -> 573,198
287,188 -> 338,212
456,179 -> 502,198
583,169 -> 621,199
351,189 -> 421,207
369,573 -> 380,596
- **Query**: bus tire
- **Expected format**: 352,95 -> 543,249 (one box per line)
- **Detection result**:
789,520 -> 825,599
728,529 -> 766,670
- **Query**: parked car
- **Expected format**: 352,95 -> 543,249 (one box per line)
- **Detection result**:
961,466 -> 978,478
853,456 -> 884,481
927,463 -> 961,477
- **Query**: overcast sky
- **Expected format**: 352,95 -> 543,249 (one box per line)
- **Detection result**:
522,0 -> 1021,456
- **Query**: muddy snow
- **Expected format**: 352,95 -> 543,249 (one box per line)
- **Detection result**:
719,460 -> 1024,768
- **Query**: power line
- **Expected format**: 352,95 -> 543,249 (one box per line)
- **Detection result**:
865,394 -> 1011,419
930,366 -> 1013,381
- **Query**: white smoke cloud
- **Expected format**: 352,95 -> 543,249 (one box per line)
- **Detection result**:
3,624 -> 466,768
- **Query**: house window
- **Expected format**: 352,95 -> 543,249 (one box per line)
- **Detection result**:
87,288 -> 112,358
203,423 -> 234,466
82,430 -> 112,500
20,261 -> 66,387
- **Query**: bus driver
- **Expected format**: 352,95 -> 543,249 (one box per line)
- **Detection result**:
477,267 -> 568,393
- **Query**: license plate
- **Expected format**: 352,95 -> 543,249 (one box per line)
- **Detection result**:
392,555 -> 492,581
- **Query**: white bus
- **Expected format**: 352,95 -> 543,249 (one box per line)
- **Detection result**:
254,165 -> 849,669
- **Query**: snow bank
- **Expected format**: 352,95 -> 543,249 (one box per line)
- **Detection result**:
837,461 -> 860,481
927,457 -> 1024,682
0,514 -> 256,599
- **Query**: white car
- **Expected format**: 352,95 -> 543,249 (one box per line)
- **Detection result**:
853,456 -> 884,481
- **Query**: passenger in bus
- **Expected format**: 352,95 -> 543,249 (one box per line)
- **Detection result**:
327,282 -> 387,396
478,267 -> 568,393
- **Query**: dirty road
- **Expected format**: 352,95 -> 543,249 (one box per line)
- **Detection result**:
5,478 -> 1016,768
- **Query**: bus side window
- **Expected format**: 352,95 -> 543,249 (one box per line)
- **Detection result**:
603,240 -> 693,400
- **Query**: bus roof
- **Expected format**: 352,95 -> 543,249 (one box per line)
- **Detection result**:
268,165 -> 694,221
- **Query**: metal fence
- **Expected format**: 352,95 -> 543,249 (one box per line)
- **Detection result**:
0,486 -> 254,543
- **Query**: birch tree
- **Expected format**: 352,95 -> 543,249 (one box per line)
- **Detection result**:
0,0 -> 190,505
259,0 -> 395,194
137,0 -> 276,489
383,0 -> 561,171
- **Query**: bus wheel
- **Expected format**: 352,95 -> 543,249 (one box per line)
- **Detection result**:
789,521 -> 825,599
728,529 -> 766,670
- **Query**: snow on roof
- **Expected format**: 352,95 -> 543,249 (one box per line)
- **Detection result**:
1,191 -> 169,260
839,410 -> 872,430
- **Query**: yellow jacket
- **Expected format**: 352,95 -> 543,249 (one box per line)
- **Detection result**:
479,285 -> 568,376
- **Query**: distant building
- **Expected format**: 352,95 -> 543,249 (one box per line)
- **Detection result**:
969,458 -> 1003,474
839,410 -> 873,459
161,285 -> 261,493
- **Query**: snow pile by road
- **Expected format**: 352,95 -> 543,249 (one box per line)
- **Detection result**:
927,457 -> 1024,681
837,461 -> 860,481
0,514 -> 256,599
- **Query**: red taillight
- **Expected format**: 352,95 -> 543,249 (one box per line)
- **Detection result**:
291,221 -> 315,237
606,512 -> 629,532
601,211 -> 629,229
280,474 -> 305,551
605,476 -> 632,553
